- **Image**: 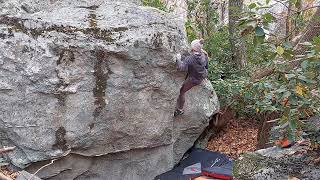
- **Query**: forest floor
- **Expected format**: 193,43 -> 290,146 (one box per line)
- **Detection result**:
206,117 -> 260,159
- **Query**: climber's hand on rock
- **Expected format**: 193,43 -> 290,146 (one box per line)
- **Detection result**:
176,53 -> 181,62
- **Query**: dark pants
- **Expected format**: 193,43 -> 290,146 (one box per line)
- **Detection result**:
176,79 -> 201,110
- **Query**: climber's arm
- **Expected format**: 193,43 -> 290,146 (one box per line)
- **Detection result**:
176,54 -> 189,71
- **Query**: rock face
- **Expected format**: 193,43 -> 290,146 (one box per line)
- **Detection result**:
16,171 -> 41,180
234,145 -> 320,180
0,0 -> 219,179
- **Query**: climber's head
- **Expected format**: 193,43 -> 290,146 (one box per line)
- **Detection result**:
190,39 -> 204,54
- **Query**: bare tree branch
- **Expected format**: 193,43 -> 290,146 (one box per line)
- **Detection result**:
294,7 -> 320,53
253,7 -> 320,81
28,159 -> 56,180
273,0 -> 320,13
252,56 -> 307,82
0,147 -> 15,155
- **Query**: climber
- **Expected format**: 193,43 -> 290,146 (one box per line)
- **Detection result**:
174,39 -> 209,117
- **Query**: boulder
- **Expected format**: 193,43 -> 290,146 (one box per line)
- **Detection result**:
0,0 -> 219,179
236,116 -> 320,180
16,171 -> 42,180
234,145 -> 320,180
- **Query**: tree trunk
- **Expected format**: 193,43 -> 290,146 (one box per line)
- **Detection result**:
285,2 -> 292,39
293,0 -> 303,37
229,0 -> 247,69
221,1 -> 226,24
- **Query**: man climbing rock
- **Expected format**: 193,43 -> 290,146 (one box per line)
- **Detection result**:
174,39 -> 209,117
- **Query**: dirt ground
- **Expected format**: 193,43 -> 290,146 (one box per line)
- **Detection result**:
207,117 -> 260,159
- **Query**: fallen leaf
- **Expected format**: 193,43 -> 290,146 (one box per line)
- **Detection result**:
295,84 -> 305,96
207,118 -> 259,159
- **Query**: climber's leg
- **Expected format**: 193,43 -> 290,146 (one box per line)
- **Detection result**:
174,79 -> 197,116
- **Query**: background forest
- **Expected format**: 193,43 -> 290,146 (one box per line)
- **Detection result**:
144,0 -> 320,145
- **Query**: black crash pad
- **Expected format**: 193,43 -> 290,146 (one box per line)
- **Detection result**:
155,148 -> 234,180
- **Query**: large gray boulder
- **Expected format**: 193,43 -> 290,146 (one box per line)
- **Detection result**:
16,171 -> 42,180
235,145 -> 320,180
0,0 -> 219,179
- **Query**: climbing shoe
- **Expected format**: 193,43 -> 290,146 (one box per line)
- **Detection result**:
174,109 -> 184,117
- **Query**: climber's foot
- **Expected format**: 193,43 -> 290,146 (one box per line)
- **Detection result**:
174,109 -> 184,117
